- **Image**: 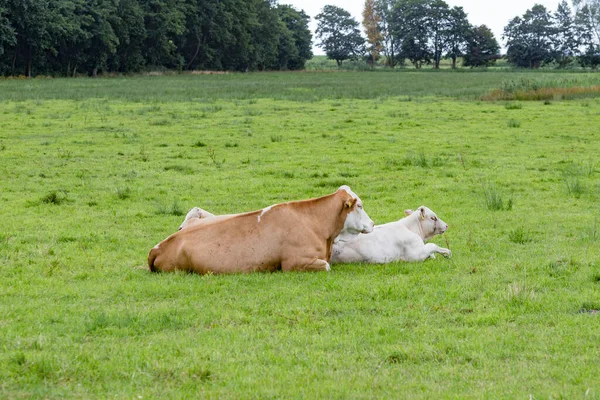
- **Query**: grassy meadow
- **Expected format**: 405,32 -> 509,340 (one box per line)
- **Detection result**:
1,71 -> 599,398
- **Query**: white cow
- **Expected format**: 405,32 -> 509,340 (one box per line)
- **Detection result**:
331,206 -> 451,264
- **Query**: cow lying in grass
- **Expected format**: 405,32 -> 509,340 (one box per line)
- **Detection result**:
149,186 -> 374,274
180,204 -> 451,265
331,206 -> 451,264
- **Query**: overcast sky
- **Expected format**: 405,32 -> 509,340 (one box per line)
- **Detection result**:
281,0 -> 564,54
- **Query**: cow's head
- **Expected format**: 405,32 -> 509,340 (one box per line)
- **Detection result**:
404,206 -> 448,241
178,207 -> 212,230
338,185 -> 374,235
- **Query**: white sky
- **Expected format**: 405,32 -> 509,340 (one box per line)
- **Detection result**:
280,0 -> 564,54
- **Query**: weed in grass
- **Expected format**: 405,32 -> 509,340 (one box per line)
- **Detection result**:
139,146 -> 149,162
578,302 -> 600,314
339,171 -> 358,178
41,190 -> 69,205
150,119 -> 170,126
482,183 -> 512,211
505,102 -> 523,110
156,199 -> 184,216
457,153 -> 468,170
201,105 -> 223,113
565,177 -> 584,198
544,100 -> 552,105
507,119 -> 521,128
225,142 -> 239,148
507,283 -> 535,304
192,140 -> 207,147
582,217 -> 598,242
545,258 -> 580,278
592,274 -> 600,283
10,351 -> 26,367
0,142 -> 5,151
245,109 -> 262,116
385,351 -> 409,364
115,186 -> 132,200
270,135 -> 283,143
402,152 -> 429,168
282,171 -> 295,179
207,147 -> 225,168
508,227 -> 533,244
583,158 -> 596,176
316,179 -> 349,188
164,164 -> 194,174
431,155 -> 447,167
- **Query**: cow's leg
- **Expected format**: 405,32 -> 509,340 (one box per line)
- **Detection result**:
282,257 -> 330,272
407,243 -> 452,261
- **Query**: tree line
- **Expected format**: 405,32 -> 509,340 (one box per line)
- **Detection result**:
0,0 -> 312,77
316,0 -> 600,69
1,0 -> 600,77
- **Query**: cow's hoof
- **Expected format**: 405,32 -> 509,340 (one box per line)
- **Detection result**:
442,250 -> 452,258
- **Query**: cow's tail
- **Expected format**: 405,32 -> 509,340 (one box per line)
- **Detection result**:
148,247 -> 159,272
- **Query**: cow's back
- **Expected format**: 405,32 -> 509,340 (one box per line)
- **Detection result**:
151,206 -> 302,274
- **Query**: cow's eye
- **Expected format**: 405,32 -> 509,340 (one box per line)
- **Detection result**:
357,204 -> 363,209
432,216 -> 438,221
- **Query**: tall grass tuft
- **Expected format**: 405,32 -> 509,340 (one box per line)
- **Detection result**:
156,200 -> 184,216
207,147 -> 225,168
41,190 -> 69,205
508,227 -> 533,244
504,102 -> 523,110
115,186 -> 131,200
482,183 -> 512,211
507,119 -> 521,128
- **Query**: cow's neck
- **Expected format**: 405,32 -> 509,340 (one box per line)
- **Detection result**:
303,192 -> 347,241
404,215 -> 425,240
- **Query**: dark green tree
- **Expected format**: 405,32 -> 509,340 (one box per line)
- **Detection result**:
445,6 -> 470,68
81,0 -> 120,76
392,0 -> 432,69
553,0 -> 579,67
316,5 -> 365,67
139,0 -> 187,68
575,5 -> 600,68
427,0 -> 450,69
109,0 -> 146,72
277,5 -> 313,70
0,6 -> 15,59
572,0 -> 600,44
463,24 -> 500,67
374,0 -> 400,67
503,4 -> 556,68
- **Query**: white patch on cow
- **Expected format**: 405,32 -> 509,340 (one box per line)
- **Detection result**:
257,205 -> 273,223
153,243 -> 160,250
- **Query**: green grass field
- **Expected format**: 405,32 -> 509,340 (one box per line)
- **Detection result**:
1,71 -> 599,398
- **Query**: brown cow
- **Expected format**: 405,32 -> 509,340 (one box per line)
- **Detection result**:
148,186 -> 374,274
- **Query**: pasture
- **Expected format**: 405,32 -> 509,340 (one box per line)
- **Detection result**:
1,71 -> 599,398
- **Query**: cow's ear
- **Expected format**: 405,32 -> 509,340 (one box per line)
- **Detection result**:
345,197 -> 357,209
419,207 -> 426,220
404,209 -> 413,216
